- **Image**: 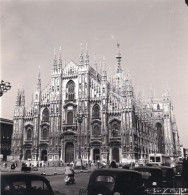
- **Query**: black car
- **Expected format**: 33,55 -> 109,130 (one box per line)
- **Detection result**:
1,172 -> 54,195
175,161 -> 183,176
85,168 -> 145,195
159,166 -> 175,188
134,166 -> 163,188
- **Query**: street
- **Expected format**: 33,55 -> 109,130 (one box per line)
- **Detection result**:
46,172 -> 90,195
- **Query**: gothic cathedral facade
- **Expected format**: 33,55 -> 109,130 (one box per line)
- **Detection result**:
12,43 -> 180,163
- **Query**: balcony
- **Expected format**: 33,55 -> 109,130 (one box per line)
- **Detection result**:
24,139 -> 32,144
109,136 -> 121,142
62,123 -> 77,131
91,135 -> 102,141
40,139 -> 49,145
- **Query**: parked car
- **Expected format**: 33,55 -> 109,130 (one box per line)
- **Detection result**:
85,168 -> 145,195
175,161 -> 183,176
160,166 -> 175,188
1,172 -> 54,195
134,166 -> 163,188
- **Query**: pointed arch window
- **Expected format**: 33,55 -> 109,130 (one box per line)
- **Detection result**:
42,128 -> 48,140
93,125 -> 101,136
42,108 -> 49,122
92,104 -> 100,119
27,128 -> 32,139
67,111 -> 73,124
66,80 -> 75,100
157,104 -> 160,110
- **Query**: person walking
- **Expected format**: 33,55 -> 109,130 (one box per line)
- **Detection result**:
109,160 -> 117,168
65,163 -> 73,175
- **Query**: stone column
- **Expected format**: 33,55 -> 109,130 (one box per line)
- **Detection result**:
90,148 -> 93,161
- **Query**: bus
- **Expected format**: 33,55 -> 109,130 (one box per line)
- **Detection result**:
148,153 -> 171,167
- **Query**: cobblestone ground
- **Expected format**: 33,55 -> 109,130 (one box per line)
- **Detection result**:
47,173 -> 90,195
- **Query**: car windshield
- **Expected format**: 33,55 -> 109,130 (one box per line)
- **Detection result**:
96,175 -> 114,183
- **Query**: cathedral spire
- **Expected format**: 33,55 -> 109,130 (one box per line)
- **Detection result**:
37,66 -> 41,90
53,48 -> 57,69
162,83 -> 170,100
58,46 -> 62,69
94,54 -> 97,74
102,56 -> 107,77
79,43 -> 84,66
85,43 -> 89,66
99,58 -> 103,74
116,41 -> 123,73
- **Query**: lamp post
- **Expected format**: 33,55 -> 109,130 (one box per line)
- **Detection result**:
75,112 -> 85,169
0,80 -> 11,97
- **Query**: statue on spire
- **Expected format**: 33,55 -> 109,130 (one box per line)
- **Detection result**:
116,41 -> 123,73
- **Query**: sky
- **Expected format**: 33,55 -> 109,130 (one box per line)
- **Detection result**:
1,0 -> 188,147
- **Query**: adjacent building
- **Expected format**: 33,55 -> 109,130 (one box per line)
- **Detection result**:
12,43 -> 180,163
0,118 -> 13,161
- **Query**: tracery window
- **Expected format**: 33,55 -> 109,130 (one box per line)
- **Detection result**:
67,111 -> 73,124
93,125 -> 101,136
27,128 -> 32,139
92,104 -> 100,119
110,120 -> 120,137
112,124 -> 119,137
42,128 -> 48,140
66,80 -> 75,100
42,108 -> 49,122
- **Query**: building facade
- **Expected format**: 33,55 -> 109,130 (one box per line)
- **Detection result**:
0,118 -> 13,161
12,43 -> 180,163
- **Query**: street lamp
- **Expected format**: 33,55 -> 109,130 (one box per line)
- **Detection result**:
0,80 -> 11,97
75,112 -> 85,169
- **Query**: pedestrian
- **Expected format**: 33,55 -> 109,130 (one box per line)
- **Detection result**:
97,160 -> 100,168
11,162 -> 16,171
109,160 -> 117,168
65,163 -> 73,175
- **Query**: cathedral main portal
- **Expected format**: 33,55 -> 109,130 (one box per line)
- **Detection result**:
93,148 -> 100,162
65,142 -> 74,163
112,148 -> 119,163
41,150 -> 47,161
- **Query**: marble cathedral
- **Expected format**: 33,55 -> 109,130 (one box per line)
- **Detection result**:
12,43 -> 180,163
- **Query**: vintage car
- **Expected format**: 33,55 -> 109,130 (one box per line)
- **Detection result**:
1,172 -> 54,195
175,161 -> 183,176
133,166 -> 163,188
159,166 -> 175,188
86,168 -> 145,195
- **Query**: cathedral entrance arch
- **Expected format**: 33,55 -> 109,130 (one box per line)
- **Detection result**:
65,142 -> 74,163
25,150 -> 31,160
93,148 -> 100,163
41,150 -> 47,161
112,148 -> 119,163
